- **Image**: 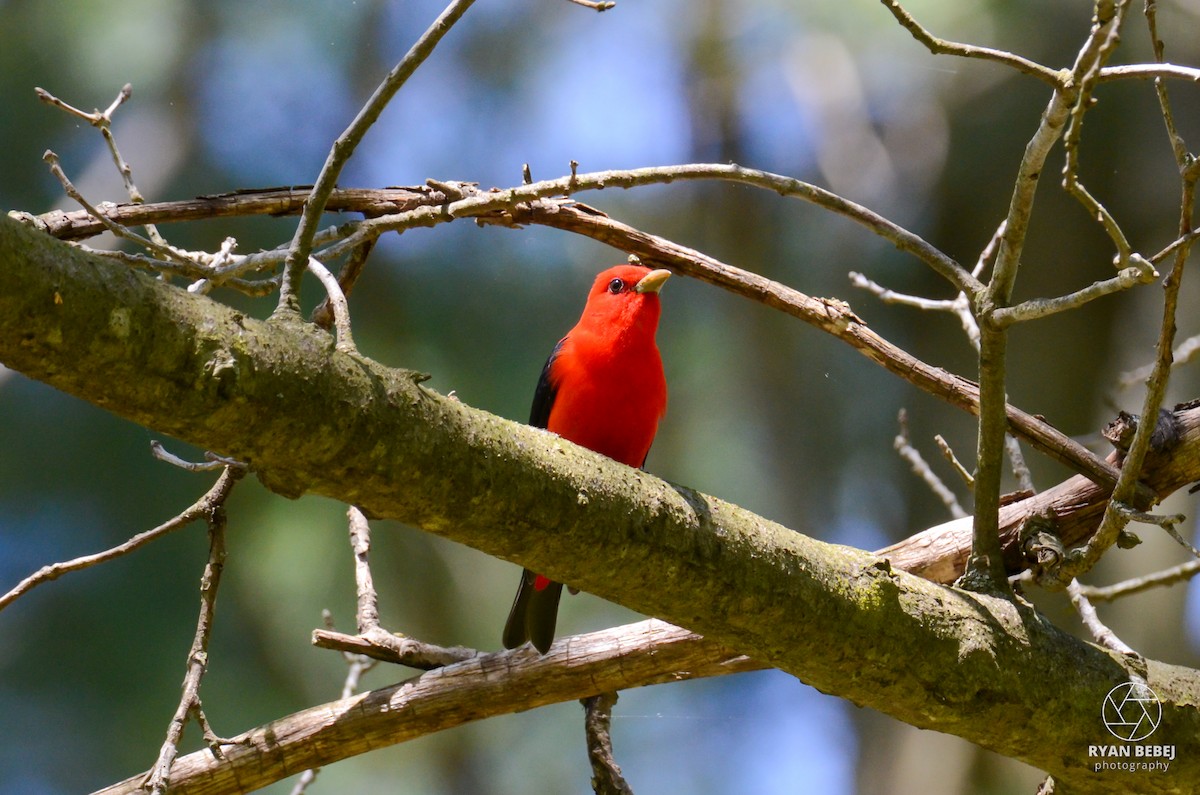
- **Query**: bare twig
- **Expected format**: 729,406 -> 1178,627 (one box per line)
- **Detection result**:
192,225 -> 351,294
149,440 -> 247,472
1098,63 -> 1200,85
1066,578 -> 1137,656
30,166 -> 981,296
306,257 -> 357,354
935,435 -> 975,489
347,506 -> 382,634
849,270 -> 980,348
313,507 -> 479,670
1060,0 -> 1137,269
1076,559 -> 1200,602
1128,506 -> 1200,559
879,0 -> 1064,88
851,243 -> 1036,491
312,239 -> 375,330
0,466 -> 244,613
1143,0 -> 1192,175
966,0 -> 1133,592
29,186 -> 441,242
1059,8 -> 1198,582
69,245 -> 279,297
150,441 -> 226,472
992,262 -> 1157,327
42,150 -> 193,267
277,0 -> 478,315
894,410 -> 968,519
1120,333 -> 1200,388
330,163 -> 982,295
36,84 -> 170,247
144,471 -> 239,794
312,629 -> 478,670
35,84 -> 131,123
1005,436 -> 1035,495
975,219 -> 1006,279
566,0 -> 615,11
582,692 -> 635,795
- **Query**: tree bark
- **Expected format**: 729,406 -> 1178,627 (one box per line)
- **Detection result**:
3,215 -> 1198,793
95,620 -> 756,795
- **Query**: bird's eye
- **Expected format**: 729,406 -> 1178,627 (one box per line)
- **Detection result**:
607,278 -> 625,294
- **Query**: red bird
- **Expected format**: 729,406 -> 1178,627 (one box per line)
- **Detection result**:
502,264 -> 671,653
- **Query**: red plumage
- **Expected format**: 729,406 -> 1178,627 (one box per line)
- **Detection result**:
502,264 -> 670,653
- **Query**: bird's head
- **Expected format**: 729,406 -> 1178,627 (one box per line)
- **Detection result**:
577,264 -> 671,337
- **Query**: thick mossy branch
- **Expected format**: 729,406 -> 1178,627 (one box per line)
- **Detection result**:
2,216 -> 1199,791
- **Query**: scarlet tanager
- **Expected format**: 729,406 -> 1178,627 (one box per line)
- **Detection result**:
502,264 -> 671,653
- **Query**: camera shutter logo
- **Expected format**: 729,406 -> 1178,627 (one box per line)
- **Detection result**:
1102,682 -> 1162,742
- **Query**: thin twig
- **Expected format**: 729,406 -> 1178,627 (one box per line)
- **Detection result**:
582,692 -> 634,795
312,239 -> 375,330
1076,559 -> 1200,602
74,245 -> 278,297
848,270 -> 954,310
935,435 -> 974,489
1127,506 -> 1200,559
1120,333 -> 1200,388
149,440 -> 248,472
144,471 -> 238,794
191,225 -> 350,294
42,150 -> 194,267
851,248 -> 1035,489
1060,0 -> 1136,269
966,0 -> 1132,592
894,410 -> 968,519
306,257 -> 357,354
32,166 -> 981,296
1097,62 -> 1200,85
0,466 -> 244,613
566,0 -> 615,11
1066,578 -> 1137,655
1143,1 -> 1192,172
36,83 -> 170,248
31,186 -> 439,243
992,262 -> 1157,326
327,163 -> 981,296
1004,436 -> 1035,494
277,0 -> 478,315
850,270 -> 980,349
312,629 -> 478,671
1059,9 -> 1197,580
975,219 -> 1006,280
878,0 -> 1064,88
348,506 -> 381,634
313,507 -> 478,670
35,85 -> 127,122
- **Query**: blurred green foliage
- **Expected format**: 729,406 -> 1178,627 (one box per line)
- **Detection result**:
3,1 -> 1200,793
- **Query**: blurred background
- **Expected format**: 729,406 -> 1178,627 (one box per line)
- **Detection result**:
3,0 -> 1200,792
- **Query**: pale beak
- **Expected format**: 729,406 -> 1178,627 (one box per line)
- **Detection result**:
634,269 -> 672,294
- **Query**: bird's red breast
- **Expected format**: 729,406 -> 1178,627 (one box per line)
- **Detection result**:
543,265 -> 668,468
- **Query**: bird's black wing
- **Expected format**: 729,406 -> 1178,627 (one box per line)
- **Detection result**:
504,337 -> 570,654
528,337 -> 565,430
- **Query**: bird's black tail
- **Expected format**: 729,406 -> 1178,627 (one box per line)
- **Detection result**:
502,568 -> 564,654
